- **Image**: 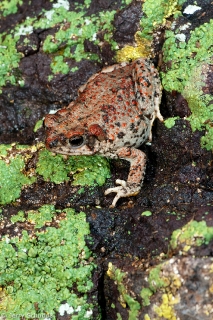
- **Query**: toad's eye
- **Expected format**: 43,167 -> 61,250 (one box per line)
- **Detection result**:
69,135 -> 85,148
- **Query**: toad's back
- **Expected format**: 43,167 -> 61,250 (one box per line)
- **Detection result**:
48,59 -> 162,151
84,59 -> 160,147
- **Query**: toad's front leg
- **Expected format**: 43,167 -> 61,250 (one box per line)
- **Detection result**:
105,147 -> 146,207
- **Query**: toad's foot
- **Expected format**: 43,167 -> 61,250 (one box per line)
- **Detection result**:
105,179 -> 140,208
105,147 -> 146,207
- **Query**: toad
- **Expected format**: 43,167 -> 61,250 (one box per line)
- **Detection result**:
44,58 -> 163,207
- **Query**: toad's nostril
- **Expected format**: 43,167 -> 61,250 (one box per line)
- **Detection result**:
48,139 -> 58,148
69,136 -> 85,148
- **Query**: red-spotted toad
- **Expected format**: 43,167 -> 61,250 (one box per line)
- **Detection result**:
44,58 -> 163,207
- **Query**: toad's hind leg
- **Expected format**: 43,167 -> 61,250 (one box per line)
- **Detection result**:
132,59 -> 163,141
148,103 -> 164,141
148,93 -> 164,141
105,147 -> 146,207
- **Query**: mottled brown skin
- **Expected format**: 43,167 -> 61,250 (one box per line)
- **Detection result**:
45,58 -> 163,207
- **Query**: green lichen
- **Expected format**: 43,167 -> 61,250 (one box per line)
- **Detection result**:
0,144 -> 12,157
0,33 -> 22,93
140,0 -> 184,40
122,0 -> 133,4
10,210 -> 25,223
0,144 -> 110,205
11,205 -> 56,228
162,20 -> 213,150
164,117 -> 180,129
141,262 -> 182,319
15,144 -> 30,150
183,66 -> 213,150
0,0 -> 23,17
0,143 -> 48,205
107,263 -> 141,319
36,149 -> 69,184
0,0 -> 123,90
77,187 -> 85,195
141,210 -> 152,217
36,149 -> 111,186
162,20 -> 213,91
117,0 -> 184,61
201,126 -> 213,150
0,148 -> 36,205
27,205 -> 55,228
0,206 -> 96,319
148,265 -> 168,292
117,313 -> 122,320
50,7 -> 118,66
170,220 -> 213,252
107,262 -> 177,319
140,288 -> 153,306
33,119 -> 44,132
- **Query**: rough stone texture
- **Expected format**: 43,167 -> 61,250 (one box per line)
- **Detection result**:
0,0 -> 127,144
142,257 -> 213,320
113,1 -> 143,44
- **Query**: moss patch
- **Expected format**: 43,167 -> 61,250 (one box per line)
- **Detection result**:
36,148 -> 111,186
0,144 -> 12,157
140,0 -> 184,40
0,0 -> 124,91
170,220 -> 213,252
164,117 -> 180,129
33,119 -> 44,133
107,263 -> 141,319
0,206 -> 96,319
162,20 -> 213,92
11,205 -> 56,228
162,19 -> 213,150
0,144 -> 36,205
140,261 -> 182,319
183,65 -> 213,150
0,0 -> 23,17
117,0 -> 184,61
140,288 -> 153,307
148,265 -> 168,292
0,144 -> 111,205
0,33 -> 23,92
107,262 -> 179,318
141,210 -> 152,217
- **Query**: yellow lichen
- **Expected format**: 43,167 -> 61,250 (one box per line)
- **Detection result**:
107,262 -> 114,278
209,264 -> 213,273
209,284 -> 213,294
116,33 -> 151,62
154,293 -> 179,319
171,276 -> 181,289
